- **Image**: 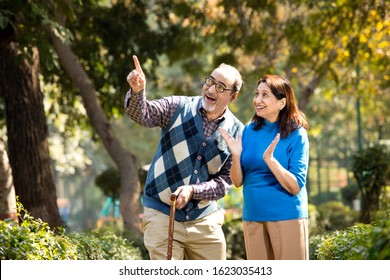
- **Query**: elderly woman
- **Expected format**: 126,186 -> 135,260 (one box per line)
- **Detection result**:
220,74 -> 309,260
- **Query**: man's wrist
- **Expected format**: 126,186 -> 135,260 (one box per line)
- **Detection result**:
131,87 -> 144,94
191,184 -> 201,199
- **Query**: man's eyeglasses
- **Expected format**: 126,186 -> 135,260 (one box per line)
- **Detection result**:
204,77 -> 234,93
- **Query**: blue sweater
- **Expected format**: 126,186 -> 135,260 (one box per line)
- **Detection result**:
241,121 -> 309,222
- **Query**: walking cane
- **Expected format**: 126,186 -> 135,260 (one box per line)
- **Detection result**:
166,193 -> 177,260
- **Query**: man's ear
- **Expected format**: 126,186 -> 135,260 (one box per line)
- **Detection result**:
230,91 -> 239,102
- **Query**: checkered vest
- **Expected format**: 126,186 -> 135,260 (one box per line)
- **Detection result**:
143,96 -> 243,221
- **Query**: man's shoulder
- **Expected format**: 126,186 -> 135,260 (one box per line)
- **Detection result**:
221,109 -> 244,136
225,109 -> 244,127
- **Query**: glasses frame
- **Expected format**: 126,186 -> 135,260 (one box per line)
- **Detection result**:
204,77 -> 234,93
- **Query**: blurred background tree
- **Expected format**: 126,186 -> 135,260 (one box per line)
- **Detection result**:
352,145 -> 390,223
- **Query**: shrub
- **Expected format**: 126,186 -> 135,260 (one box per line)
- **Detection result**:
365,219 -> 390,259
0,203 -> 142,260
308,234 -> 325,260
308,203 -> 320,235
222,218 -> 246,260
372,186 -> 390,221
352,144 -> 390,223
316,223 -> 371,260
316,200 -> 358,232
314,218 -> 390,260
341,184 -> 359,207
0,211 -> 77,260
67,228 -> 142,260
95,167 -> 120,197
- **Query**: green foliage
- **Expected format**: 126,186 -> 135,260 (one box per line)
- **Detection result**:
0,219 -> 76,260
0,7 -> 14,29
67,228 -> 142,260
95,167 -> 120,197
122,229 -> 150,260
314,219 -> 390,260
222,219 -> 246,260
352,144 -> 390,222
308,234 -> 326,260
219,187 -> 243,222
68,0 -> 185,115
308,203 -> 319,235
373,186 -> 390,221
317,224 -> 370,260
0,202 -> 142,260
224,212 -> 390,260
0,203 -> 77,260
367,219 -> 390,260
316,201 -> 358,232
341,184 -> 360,207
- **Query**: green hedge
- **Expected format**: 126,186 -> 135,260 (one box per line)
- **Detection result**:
310,218 -> 390,260
0,204 -> 142,260
223,212 -> 389,260
4,203 -> 387,260
315,200 -> 358,232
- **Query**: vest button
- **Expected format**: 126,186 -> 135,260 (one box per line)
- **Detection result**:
194,170 -> 198,174
197,156 -> 202,160
186,215 -> 190,220
202,142 -> 206,147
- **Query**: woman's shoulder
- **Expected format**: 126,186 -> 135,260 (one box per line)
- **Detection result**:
288,126 -> 309,142
243,122 -> 256,133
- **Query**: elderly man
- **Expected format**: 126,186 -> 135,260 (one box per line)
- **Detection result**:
124,55 -> 243,260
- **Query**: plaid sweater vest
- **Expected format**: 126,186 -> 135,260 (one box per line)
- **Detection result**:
143,96 -> 243,221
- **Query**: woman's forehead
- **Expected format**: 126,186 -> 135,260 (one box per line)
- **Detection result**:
257,82 -> 271,91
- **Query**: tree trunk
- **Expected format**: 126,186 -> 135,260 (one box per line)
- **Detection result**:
359,194 -> 371,224
45,26 -> 141,235
298,75 -> 320,111
0,27 -> 62,227
0,138 -> 18,222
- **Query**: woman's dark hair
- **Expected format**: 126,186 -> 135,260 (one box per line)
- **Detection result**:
251,75 -> 309,138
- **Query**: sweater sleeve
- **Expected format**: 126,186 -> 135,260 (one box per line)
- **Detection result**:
287,128 -> 309,188
124,89 -> 180,129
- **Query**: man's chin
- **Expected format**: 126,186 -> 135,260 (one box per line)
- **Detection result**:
202,98 -> 216,112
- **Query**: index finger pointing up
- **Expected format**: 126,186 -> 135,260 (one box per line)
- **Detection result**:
132,55 -> 144,74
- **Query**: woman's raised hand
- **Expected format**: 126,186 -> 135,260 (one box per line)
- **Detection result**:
219,128 -> 242,157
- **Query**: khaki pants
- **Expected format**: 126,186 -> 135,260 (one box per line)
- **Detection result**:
243,219 -> 309,260
142,207 -> 226,260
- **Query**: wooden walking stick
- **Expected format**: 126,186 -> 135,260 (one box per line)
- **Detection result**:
166,193 -> 177,260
